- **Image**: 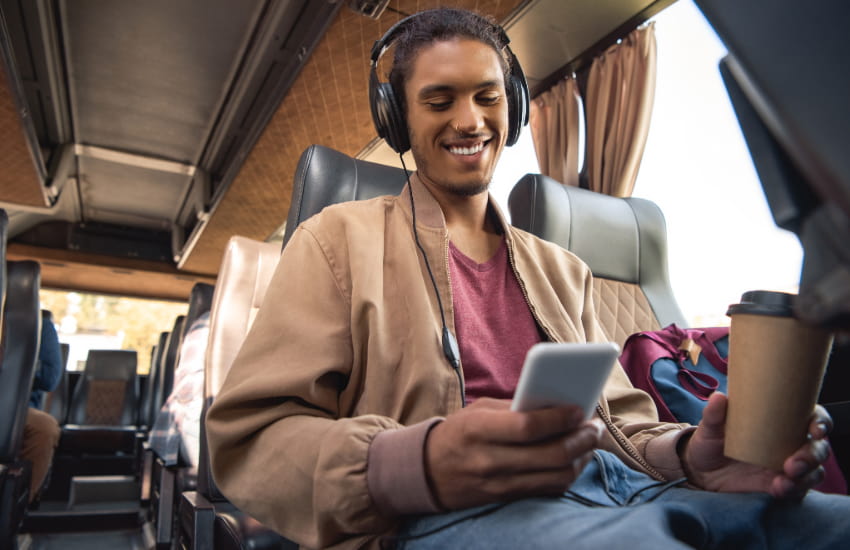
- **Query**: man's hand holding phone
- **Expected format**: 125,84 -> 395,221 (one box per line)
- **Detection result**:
424,398 -> 604,510
424,343 -> 617,510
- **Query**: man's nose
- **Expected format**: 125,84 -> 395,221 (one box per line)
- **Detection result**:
453,99 -> 485,134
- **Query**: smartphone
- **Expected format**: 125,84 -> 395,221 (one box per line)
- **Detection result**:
511,342 -> 621,417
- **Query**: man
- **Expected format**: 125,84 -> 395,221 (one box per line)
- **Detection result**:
23,310 -> 63,503
30,310 -> 63,410
207,8 -> 848,549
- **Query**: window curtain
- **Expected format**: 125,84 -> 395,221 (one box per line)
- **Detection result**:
529,77 -> 581,188
584,23 -> 657,197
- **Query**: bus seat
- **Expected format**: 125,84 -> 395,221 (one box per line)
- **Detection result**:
509,174 -> 688,348
156,317 -> 187,421
179,236 -> 290,549
282,144 -> 411,248
0,259 -> 43,547
0,262 -> 42,457
60,342 -> 69,373
44,343 -> 71,425
138,343 -> 156,431
182,146 -> 409,548
141,333 -> 168,430
60,349 -> 141,454
182,283 -> 215,342
48,350 -> 142,503
0,209 -> 6,331
66,349 -> 139,427
147,283 -> 214,547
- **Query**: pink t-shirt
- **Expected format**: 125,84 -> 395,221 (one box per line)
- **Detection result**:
449,238 -> 542,402
367,236 -> 546,515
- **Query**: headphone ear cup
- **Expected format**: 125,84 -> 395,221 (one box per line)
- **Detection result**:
505,73 -> 529,147
373,82 -> 410,154
505,75 -> 520,147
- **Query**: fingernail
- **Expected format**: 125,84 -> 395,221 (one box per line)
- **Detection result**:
777,477 -> 795,496
815,422 -> 829,438
590,418 -> 605,438
790,460 -> 808,479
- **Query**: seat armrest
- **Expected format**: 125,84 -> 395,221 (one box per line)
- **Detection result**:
180,490 -> 215,549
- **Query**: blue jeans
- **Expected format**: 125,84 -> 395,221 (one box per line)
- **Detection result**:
390,450 -> 850,549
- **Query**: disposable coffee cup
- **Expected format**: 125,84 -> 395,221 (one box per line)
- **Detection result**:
724,290 -> 833,470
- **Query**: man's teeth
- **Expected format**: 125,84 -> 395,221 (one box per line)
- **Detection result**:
449,143 -> 484,155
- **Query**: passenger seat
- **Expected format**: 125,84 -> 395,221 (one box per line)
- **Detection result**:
508,173 -> 688,347
179,236 -> 288,550
0,257 -> 43,547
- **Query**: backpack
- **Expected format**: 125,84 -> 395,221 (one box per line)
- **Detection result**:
619,323 -> 847,495
620,324 -> 729,424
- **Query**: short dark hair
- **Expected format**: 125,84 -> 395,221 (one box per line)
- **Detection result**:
387,8 -> 510,116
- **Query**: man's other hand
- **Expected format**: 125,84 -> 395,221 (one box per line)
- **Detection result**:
682,392 -> 831,499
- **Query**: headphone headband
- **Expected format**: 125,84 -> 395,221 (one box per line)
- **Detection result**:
368,10 -> 529,154
370,13 -> 512,66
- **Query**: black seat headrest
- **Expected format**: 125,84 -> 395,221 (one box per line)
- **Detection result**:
509,173 -> 688,331
283,145 -> 409,248
182,283 -> 215,341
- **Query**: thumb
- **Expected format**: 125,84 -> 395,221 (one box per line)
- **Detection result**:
698,392 -> 728,439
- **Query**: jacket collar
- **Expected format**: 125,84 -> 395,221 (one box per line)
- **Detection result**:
398,173 -> 513,245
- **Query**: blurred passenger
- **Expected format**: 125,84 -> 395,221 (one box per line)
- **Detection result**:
149,312 -> 210,474
30,310 -> 63,409
22,310 -> 63,502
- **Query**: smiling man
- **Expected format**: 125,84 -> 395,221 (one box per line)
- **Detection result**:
207,8 -> 850,550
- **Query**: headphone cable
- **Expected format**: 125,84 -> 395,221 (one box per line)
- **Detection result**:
400,156 -> 465,406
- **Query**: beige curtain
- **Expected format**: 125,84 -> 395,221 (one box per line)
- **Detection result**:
529,77 -> 581,187
585,23 -> 657,197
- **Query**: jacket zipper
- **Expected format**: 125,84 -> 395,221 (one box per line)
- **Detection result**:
596,404 -> 665,481
505,236 -> 666,482
442,232 -> 466,407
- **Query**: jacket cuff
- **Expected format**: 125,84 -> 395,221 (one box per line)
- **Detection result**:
367,417 -> 444,516
643,425 -> 697,481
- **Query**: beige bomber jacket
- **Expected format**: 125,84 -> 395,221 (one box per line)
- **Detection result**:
206,177 -> 691,550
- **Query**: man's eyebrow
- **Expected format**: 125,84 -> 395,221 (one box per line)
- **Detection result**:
417,80 -> 502,98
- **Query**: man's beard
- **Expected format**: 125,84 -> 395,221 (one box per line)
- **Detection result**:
448,181 -> 489,196
410,144 -> 492,197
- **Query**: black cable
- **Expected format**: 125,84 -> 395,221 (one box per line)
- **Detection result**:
400,156 -> 465,406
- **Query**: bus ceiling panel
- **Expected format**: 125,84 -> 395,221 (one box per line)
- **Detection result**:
5,176 -> 82,240
59,0 -> 267,164
6,242 -> 215,301
77,155 -> 188,231
0,24 -> 50,208
505,0 -> 677,97
0,0 -> 72,149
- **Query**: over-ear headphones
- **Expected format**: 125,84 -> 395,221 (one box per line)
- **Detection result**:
369,12 -> 530,154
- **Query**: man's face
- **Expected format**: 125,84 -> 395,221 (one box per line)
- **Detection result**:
403,38 -> 509,197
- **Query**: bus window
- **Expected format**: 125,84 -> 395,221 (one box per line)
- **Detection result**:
39,289 -> 188,373
633,0 -> 803,327
489,126 -> 541,216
